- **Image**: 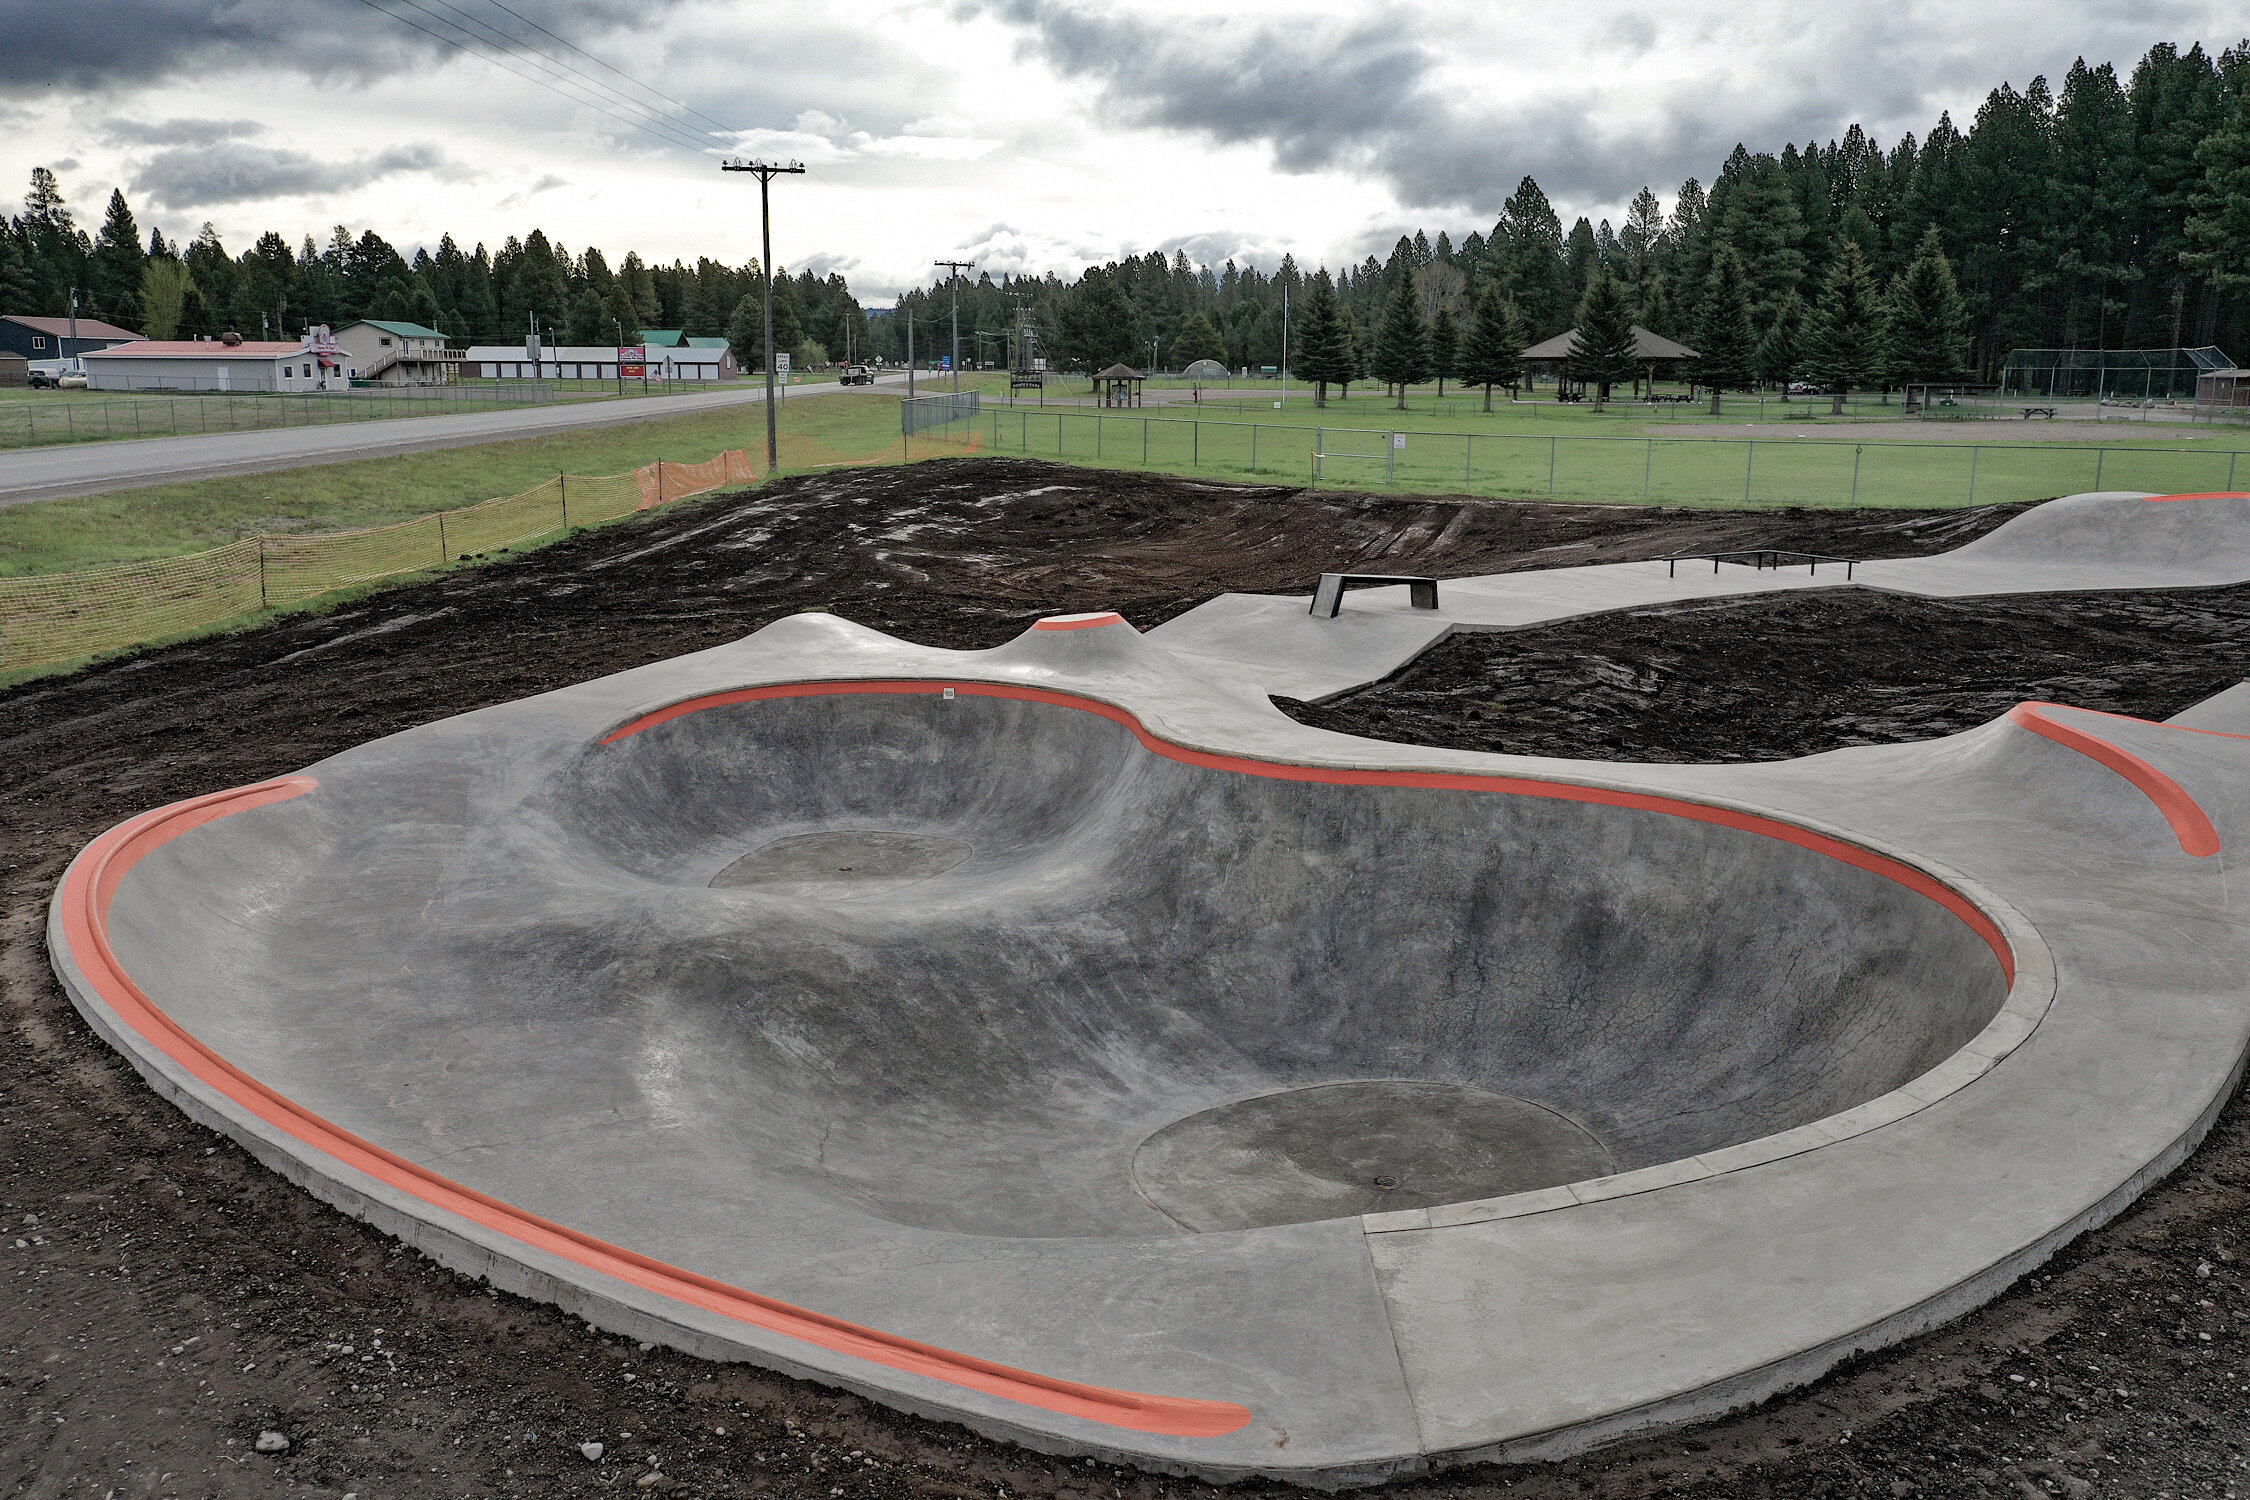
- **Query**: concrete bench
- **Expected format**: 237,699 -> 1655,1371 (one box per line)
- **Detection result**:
1310,573 -> 1439,618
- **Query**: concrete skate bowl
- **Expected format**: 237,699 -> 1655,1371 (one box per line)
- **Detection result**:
57,675 -> 2016,1240
547,684 -> 2014,1237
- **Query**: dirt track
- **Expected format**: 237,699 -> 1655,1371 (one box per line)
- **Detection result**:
5,456 -> 2249,1499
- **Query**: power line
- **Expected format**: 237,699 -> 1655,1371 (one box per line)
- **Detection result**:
413,0 -> 722,152
474,0 -> 738,138
350,0 -> 719,157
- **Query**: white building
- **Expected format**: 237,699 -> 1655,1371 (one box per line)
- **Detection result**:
332,320 -> 461,385
462,338 -> 737,382
82,330 -> 349,393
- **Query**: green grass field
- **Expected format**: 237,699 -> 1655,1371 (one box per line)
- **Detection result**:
961,400 -> 2249,508
0,388 -> 905,576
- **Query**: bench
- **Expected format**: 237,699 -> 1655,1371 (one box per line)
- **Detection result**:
1310,573 -> 1439,618
2022,406 -> 2057,419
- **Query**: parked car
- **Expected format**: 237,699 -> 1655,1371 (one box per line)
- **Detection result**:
1787,380 -> 1826,395
837,364 -> 875,385
26,359 -> 76,389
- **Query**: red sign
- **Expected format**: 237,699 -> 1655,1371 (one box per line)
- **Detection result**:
618,346 -> 645,378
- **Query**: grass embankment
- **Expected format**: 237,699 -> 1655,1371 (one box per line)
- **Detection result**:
0,387 -> 905,576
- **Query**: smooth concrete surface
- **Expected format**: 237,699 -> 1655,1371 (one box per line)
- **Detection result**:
46,486 -> 2250,1484
0,373 -> 907,507
1151,490 -> 2250,700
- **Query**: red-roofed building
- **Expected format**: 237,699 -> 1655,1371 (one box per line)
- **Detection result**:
0,314 -> 142,362
83,329 -> 350,393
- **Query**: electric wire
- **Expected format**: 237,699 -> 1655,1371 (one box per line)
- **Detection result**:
350,0 -> 722,157
473,0 -> 740,138
411,0 -> 726,152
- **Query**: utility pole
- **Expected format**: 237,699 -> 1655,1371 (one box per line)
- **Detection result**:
1280,282 -> 1290,406
722,158 -> 808,472
934,260 -> 974,393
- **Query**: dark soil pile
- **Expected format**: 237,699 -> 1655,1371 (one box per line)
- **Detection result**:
4,456 -> 2247,1499
1281,586 -> 2250,762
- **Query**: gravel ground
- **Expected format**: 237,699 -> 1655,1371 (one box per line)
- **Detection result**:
5,456 -> 2247,1499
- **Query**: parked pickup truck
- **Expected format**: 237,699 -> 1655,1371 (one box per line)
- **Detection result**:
837,364 -> 875,385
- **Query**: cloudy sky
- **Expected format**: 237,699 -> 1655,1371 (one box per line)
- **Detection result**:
4,0 -> 2244,302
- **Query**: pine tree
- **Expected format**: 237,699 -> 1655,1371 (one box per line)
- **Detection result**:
2183,79 -> 2250,293
1691,246 -> 1758,413
1884,226 -> 1969,389
90,189 -> 145,328
138,260 -> 193,340
0,227 -> 35,314
1805,240 -> 1889,413
1173,312 -> 1227,367
1428,308 -> 1458,397
603,284 -> 640,346
1370,273 -> 1429,408
1565,269 -> 1638,407
1754,292 -> 1807,395
564,287 -> 607,346
1291,278 -> 1353,405
1458,285 -> 1527,412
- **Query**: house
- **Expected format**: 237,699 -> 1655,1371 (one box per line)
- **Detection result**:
332,320 -> 460,386
83,329 -> 350,393
462,336 -> 735,382
637,329 -> 688,347
0,314 -> 143,362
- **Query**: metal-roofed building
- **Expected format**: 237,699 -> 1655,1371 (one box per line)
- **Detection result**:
0,314 -> 142,362
333,320 -> 460,386
82,334 -> 347,393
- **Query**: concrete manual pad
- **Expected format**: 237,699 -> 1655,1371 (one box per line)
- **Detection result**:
46,491 -> 2250,1485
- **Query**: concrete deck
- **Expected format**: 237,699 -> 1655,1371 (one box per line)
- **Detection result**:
1149,490 -> 2250,700
45,490 -> 2250,1485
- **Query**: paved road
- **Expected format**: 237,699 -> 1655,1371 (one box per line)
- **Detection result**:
0,373 -> 912,509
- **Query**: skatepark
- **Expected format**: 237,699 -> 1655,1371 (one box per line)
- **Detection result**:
39,485 -> 2250,1485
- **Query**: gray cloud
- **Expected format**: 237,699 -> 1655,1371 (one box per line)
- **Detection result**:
130,141 -> 453,209
970,0 -> 2250,217
0,0 -> 688,93
97,116 -> 266,148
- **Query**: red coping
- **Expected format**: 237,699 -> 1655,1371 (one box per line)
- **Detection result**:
2006,702 -> 2233,857
1030,612 -> 1126,631
2143,492 -> 2250,502
58,776 -> 1252,1440
603,679 -> 2017,983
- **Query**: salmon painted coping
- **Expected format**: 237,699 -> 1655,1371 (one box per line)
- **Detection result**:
1032,612 -> 1127,630
2006,702 -> 2224,857
601,678 -> 2016,983
56,778 -> 1253,1440
2144,492 -> 2250,502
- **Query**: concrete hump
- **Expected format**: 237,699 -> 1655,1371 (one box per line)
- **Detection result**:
977,610 -> 1177,674
1951,490 -> 2250,575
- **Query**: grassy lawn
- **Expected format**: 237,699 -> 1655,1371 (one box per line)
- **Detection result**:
970,401 -> 2250,508
0,387 -> 909,576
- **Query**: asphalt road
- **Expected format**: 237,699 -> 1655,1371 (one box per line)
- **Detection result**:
0,373 -> 912,508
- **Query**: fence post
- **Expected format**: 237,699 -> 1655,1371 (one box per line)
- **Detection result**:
1193,421 -> 1200,467
437,509 -> 448,563
2094,449 -> 2104,490
1251,425 -> 1258,474
1548,436 -> 1556,494
559,471 -> 568,530
1143,418 -> 1149,463
1097,414 -> 1102,459
1851,444 -> 1863,506
1744,440 -> 1755,504
1466,434 -> 1473,484
1644,438 -> 1653,498
257,538 -> 269,610
1968,446 -> 1980,504
2229,451 -> 2238,490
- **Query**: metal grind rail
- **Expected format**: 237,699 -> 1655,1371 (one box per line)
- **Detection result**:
1665,549 -> 1858,579
982,406 -> 2250,509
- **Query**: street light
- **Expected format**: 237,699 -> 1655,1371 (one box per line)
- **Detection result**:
721,158 -> 807,473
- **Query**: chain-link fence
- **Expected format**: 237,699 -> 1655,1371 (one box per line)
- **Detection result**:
0,452 -> 758,675
0,380 -> 712,451
981,408 -> 2250,509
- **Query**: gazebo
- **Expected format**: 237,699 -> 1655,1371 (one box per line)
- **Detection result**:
1091,363 -> 1146,408
1521,326 -> 1698,399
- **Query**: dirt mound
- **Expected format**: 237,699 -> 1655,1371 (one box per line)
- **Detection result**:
3,456 -> 2243,1498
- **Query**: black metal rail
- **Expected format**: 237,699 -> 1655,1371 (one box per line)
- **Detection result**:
1663,549 -> 1857,579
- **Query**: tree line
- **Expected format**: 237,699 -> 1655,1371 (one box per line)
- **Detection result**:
5,36 -> 2245,391
891,37 -> 2250,401
0,167 -> 868,369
